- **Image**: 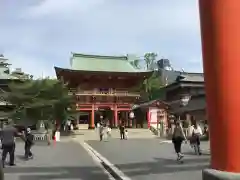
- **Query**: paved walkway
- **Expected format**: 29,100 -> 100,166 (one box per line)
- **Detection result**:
73,128 -> 157,141
86,139 -> 210,180
4,141 -> 111,180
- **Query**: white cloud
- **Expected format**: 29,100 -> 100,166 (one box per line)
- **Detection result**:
23,0 -> 105,19
0,0 -> 202,77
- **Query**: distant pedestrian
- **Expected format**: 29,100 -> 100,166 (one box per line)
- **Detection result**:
189,124 -> 194,148
191,123 -> 203,155
66,120 -> 71,131
105,126 -> 111,139
1,121 -> 20,167
172,121 -> 187,162
99,124 -> 104,141
102,121 -> 108,141
124,129 -> 128,140
24,128 -> 34,160
203,123 -> 209,139
119,123 -> 125,140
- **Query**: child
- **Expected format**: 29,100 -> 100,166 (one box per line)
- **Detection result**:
125,129 -> 128,140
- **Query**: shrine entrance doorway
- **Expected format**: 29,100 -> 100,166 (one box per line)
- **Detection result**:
95,106 -> 114,127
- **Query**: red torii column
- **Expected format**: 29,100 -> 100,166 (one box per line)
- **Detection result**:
199,0 -> 240,179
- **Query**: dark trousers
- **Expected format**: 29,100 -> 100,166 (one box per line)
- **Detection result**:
120,131 -> 125,139
100,134 -> 103,141
192,135 -> 201,154
173,137 -> 183,153
2,143 -> 15,166
24,144 -> 33,158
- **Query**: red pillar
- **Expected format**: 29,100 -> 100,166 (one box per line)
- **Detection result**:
114,105 -> 118,127
90,104 -> 95,129
199,0 -> 240,173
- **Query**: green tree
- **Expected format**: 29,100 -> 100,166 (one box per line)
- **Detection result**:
142,52 -> 162,100
130,59 -> 141,69
129,52 -> 163,101
4,78 -> 75,125
144,52 -> 158,70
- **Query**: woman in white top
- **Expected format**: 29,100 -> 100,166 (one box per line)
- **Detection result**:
191,123 -> 203,155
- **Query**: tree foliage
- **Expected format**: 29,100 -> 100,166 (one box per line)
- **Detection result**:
130,52 -> 163,101
4,78 -> 75,124
144,52 -> 158,70
143,53 -> 163,100
130,59 -> 140,69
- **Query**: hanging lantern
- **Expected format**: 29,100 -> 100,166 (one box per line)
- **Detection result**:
129,112 -> 135,119
180,94 -> 191,106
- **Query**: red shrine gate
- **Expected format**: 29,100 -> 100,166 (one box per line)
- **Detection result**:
55,53 -> 152,129
75,92 -> 137,128
199,0 -> 240,178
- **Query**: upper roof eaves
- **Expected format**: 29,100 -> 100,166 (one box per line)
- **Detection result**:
70,52 -> 151,73
177,74 -> 204,82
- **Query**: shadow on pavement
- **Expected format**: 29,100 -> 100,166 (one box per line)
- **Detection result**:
183,151 -> 210,156
16,155 -> 27,161
114,157 -> 210,177
4,166 -> 108,180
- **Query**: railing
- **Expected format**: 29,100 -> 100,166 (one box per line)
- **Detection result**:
69,90 -> 140,97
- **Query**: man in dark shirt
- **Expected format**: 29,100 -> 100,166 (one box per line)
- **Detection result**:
1,121 -> 19,167
24,128 -> 34,159
119,123 -> 125,140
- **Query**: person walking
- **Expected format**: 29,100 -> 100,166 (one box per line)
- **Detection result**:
45,121 -> 53,145
172,121 -> 187,162
99,123 -> 104,141
66,120 -> 71,131
24,128 -> 34,160
119,123 -> 125,140
106,125 -> 111,139
1,121 -> 20,167
191,123 -> 203,155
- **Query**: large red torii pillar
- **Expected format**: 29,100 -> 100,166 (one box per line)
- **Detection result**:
199,0 -> 240,179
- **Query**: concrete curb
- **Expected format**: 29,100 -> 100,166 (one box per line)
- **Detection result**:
83,141 -> 131,180
73,138 -> 131,180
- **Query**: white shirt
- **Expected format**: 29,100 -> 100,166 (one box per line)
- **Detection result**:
67,120 -> 71,126
192,126 -> 203,136
97,123 -> 100,128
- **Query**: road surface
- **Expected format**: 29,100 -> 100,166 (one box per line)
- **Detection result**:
87,139 -> 210,180
4,141 -> 111,180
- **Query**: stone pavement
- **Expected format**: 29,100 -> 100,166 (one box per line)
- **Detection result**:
87,139 -> 210,180
4,141 -> 111,180
73,128 -> 157,141
111,128 -> 156,139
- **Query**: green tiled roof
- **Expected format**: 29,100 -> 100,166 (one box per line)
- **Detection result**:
70,53 -> 146,72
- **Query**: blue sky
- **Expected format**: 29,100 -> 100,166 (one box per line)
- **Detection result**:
0,0 -> 202,78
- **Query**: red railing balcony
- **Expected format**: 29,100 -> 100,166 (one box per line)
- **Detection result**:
69,89 -> 140,97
